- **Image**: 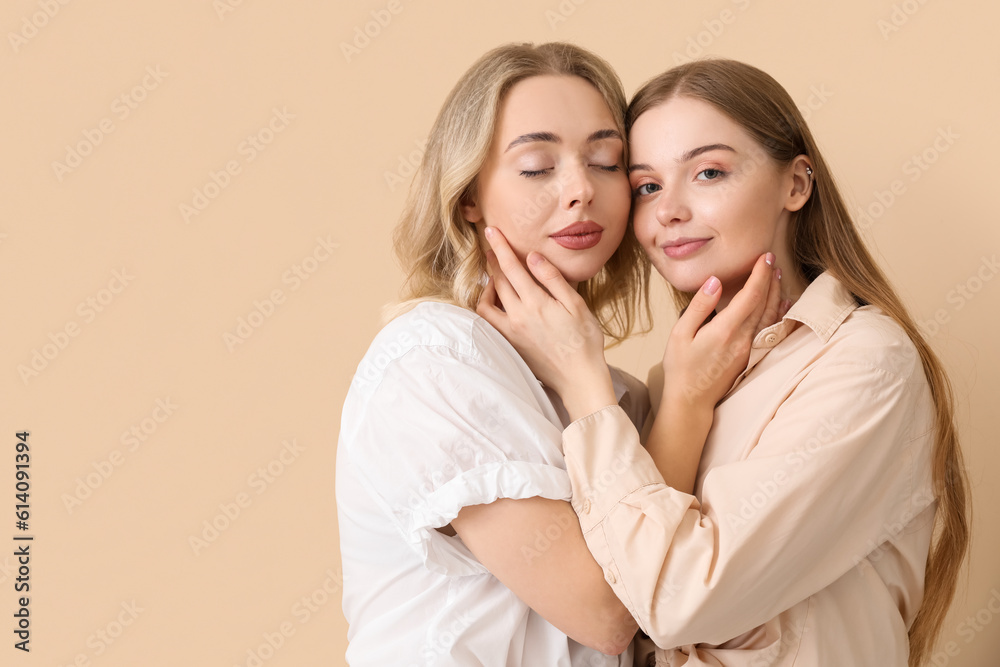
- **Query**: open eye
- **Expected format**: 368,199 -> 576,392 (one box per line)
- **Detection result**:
696,168 -> 726,181
633,182 -> 661,197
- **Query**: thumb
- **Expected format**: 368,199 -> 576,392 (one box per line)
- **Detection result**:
673,276 -> 722,339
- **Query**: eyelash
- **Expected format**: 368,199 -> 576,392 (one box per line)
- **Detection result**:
631,168 -> 728,196
519,164 -> 621,179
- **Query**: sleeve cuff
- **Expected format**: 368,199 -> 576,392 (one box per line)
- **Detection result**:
400,461 -> 572,577
563,405 -> 670,531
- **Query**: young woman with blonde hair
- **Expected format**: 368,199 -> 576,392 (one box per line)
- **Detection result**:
481,59 -> 970,666
337,44 -> 781,665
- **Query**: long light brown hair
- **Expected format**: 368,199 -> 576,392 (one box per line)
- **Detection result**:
628,59 -> 969,666
390,42 -> 650,343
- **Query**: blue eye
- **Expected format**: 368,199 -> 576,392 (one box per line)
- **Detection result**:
633,183 -> 661,197
697,168 -> 726,181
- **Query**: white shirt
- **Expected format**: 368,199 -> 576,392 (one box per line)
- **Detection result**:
562,273 -> 936,666
337,301 -> 648,666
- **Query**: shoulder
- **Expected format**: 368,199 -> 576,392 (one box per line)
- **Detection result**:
349,301 -> 526,393
825,306 -> 922,381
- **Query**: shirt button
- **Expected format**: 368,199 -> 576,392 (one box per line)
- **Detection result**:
581,499 -> 591,514
764,333 -> 779,346
605,569 -> 616,585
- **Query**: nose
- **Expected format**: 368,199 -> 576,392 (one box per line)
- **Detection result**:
654,182 -> 690,226
560,164 -> 595,210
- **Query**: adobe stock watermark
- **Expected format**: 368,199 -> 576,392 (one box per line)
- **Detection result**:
51,66 -> 168,182
671,0 -> 752,65
223,234 -> 339,351
918,254 -> 999,339
725,416 -> 846,531
17,268 -> 135,385
179,106 -> 295,223
61,398 -> 179,514
409,612 -> 475,666
928,587 -> 1000,666
233,567 -> 343,667
854,488 -> 935,574
877,0 -> 932,40
56,600 -> 144,667
213,0 -> 248,21
340,0 -> 413,63
384,138 -> 427,192
545,0 -> 587,30
8,0 -> 72,54
188,438 -> 305,556
856,126 -> 958,230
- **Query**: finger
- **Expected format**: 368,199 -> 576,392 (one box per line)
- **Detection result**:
777,299 -> 793,319
524,252 -> 584,310
476,276 -> 511,337
755,266 -> 782,335
672,275 -> 722,340
713,253 -> 772,333
485,227 -> 547,304
485,249 -> 522,312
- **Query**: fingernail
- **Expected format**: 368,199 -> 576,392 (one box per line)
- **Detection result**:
765,252 -> 775,266
776,268 -> 782,280
702,276 -> 721,295
528,253 -> 544,266
485,227 -> 495,239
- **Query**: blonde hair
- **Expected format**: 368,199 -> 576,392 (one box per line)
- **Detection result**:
389,42 -> 649,343
628,59 -> 969,666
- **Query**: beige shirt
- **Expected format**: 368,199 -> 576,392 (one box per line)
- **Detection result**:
563,273 -> 936,666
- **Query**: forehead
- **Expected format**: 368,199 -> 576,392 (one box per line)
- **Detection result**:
494,75 -> 617,139
629,96 -> 750,156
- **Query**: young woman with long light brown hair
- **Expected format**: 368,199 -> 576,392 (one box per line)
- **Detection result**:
481,59 -> 970,666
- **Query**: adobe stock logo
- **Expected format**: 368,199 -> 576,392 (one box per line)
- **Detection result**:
8,0 -> 72,54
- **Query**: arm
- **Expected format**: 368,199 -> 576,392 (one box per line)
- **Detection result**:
451,496 -> 637,654
564,352 -> 936,648
645,256 -> 781,492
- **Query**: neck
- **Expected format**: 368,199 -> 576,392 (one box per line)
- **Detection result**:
716,270 -> 807,313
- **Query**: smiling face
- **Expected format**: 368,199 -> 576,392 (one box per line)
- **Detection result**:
462,75 -> 631,286
628,96 -> 811,306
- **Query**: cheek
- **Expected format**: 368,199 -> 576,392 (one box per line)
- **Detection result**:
631,203 -> 658,249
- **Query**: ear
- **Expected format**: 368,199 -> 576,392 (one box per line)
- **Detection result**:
783,155 -> 814,213
460,188 -> 484,224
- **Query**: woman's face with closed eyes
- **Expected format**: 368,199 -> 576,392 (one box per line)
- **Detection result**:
462,75 -> 631,286
628,96 -> 811,306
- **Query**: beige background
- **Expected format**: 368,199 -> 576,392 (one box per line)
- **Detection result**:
1,0 -> 997,665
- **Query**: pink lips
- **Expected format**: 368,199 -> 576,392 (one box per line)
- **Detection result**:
662,237 -> 710,259
551,221 -> 604,250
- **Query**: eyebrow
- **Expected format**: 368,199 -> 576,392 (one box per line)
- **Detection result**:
504,128 -> 622,152
628,143 -> 736,172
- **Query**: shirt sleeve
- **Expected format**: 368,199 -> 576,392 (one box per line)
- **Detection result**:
563,358 -> 936,648
342,330 -> 572,578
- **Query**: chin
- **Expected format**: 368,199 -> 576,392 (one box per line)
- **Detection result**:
552,259 -> 604,285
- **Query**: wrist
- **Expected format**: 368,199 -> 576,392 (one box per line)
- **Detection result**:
562,368 -> 617,422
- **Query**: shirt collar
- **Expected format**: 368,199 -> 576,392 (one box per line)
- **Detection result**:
730,272 -> 859,391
